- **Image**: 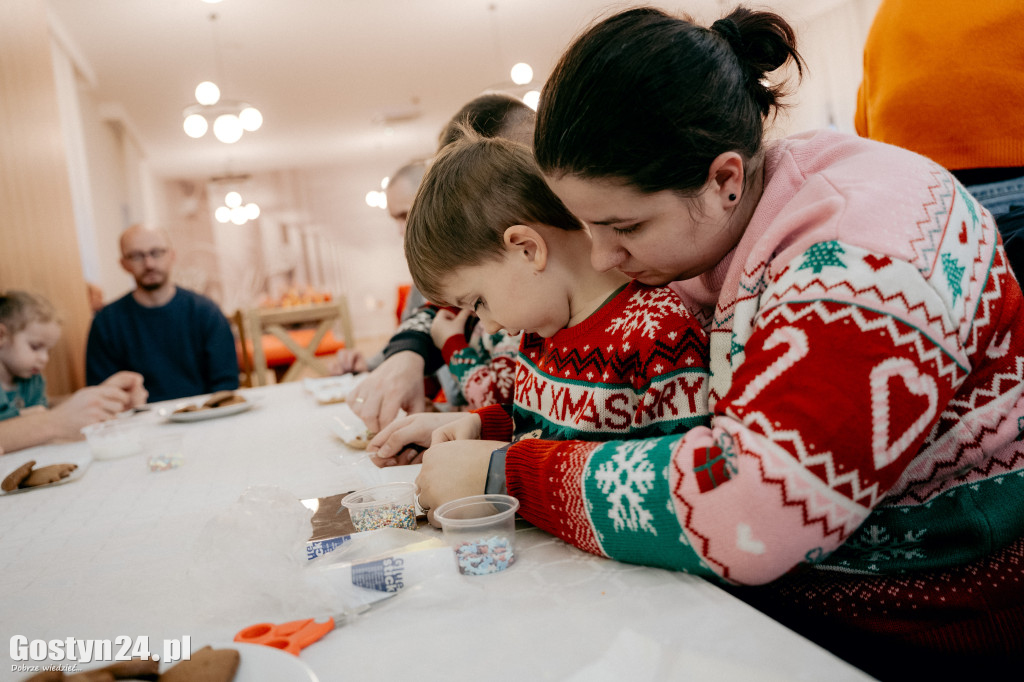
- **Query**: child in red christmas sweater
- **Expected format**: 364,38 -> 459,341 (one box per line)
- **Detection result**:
367,130 -> 711,463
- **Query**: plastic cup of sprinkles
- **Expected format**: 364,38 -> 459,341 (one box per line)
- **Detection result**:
433,494 -> 520,575
341,482 -> 418,532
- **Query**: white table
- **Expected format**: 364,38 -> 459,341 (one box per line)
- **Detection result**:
0,382 -> 875,681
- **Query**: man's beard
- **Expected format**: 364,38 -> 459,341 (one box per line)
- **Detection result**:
138,272 -> 166,291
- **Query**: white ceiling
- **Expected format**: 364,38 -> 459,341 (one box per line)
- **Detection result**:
47,0 -> 837,182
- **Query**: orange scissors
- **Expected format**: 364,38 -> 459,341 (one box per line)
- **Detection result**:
234,595 -> 395,656
234,616 -> 337,656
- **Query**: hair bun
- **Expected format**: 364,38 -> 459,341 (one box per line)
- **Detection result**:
711,18 -> 743,53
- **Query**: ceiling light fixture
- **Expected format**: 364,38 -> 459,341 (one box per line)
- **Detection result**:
510,62 -> 533,85
214,190 -> 260,225
183,13 -> 262,144
365,176 -> 389,210
486,4 -> 539,110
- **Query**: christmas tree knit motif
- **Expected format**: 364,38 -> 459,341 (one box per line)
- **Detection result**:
941,252 -> 965,303
798,240 -> 847,274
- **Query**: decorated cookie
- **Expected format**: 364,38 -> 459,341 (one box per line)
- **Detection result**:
345,430 -> 374,449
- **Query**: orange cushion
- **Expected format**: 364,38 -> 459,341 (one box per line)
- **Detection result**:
396,283 -> 412,323
238,329 -> 345,369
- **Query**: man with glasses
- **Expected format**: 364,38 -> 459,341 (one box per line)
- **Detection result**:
86,224 -> 239,402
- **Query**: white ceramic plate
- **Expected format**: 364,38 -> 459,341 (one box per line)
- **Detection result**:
304,374 -> 363,404
160,642 -> 319,681
0,452 -> 92,496
161,399 -> 254,423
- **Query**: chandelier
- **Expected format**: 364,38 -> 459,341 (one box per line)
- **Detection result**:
182,13 -> 262,144
214,190 -> 260,225
209,174 -> 260,225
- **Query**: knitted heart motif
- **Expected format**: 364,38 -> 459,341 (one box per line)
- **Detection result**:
863,254 -> 892,271
736,523 -> 766,554
870,357 -> 938,469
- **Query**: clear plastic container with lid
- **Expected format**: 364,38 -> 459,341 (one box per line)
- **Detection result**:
433,494 -> 519,575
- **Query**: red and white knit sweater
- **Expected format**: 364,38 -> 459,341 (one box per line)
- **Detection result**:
503,130 -> 1024,658
472,281 -> 712,443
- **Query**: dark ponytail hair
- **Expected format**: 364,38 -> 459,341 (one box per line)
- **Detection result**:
534,5 -> 804,194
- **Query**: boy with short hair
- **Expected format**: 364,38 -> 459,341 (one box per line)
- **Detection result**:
398,131 -> 712,447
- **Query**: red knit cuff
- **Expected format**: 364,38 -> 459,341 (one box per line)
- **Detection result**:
441,336 -> 469,363
505,439 -> 566,532
471,405 -> 513,441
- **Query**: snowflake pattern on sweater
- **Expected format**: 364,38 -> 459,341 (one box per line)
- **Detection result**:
504,132 -> 1024,612
475,281 -> 711,444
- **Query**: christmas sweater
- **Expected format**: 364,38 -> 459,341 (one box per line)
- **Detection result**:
474,281 -> 711,443
503,130 -> 1024,655
440,327 -> 521,410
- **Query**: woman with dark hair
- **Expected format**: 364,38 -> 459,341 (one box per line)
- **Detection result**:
415,6 -> 1024,677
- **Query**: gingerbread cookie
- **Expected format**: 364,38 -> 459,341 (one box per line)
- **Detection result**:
100,658 -> 160,680
22,463 -> 78,488
174,392 -> 246,414
2,460 -> 35,491
23,671 -> 64,681
158,646 -> 239,682
203,391 -> 244,408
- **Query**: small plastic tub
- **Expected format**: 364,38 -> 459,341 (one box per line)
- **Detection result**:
81,419 -> 145,461
341,482 -> 418,532
146,431 -> 185,472
433,494 -> 519,575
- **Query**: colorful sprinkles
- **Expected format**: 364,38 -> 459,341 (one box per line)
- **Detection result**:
147,453 -> 183,472
454,535 -> 515,575
351,502 -> 417,532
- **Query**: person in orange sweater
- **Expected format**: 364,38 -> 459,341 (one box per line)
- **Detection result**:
855,0 -> 1024,280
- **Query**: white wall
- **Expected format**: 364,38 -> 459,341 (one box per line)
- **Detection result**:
779,0 -> 882,137
56,0 -> 883,349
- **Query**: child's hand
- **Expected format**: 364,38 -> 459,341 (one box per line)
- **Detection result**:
430,308 -> 472,349
367,411 -> 470,467
327,349 -> 368,375
51,385 -> 132,439
431,414 -> 482,445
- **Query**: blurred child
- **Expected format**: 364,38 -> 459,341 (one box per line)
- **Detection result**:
369,131 -> 711,463
430,308 -> 519,410
0,290 -> 146,454
0,291 -> 61,420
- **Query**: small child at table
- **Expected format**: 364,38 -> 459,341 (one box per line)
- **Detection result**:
372,131 -> 712,460
0,290 -> 146,454
0,291 -> 62,420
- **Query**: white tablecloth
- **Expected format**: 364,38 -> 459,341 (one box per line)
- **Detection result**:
0,382 -> 875,681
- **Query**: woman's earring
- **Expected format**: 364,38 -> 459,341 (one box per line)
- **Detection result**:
728,193 -> 737,202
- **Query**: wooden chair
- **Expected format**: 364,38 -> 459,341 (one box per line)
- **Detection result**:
234,299 -> 354,387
